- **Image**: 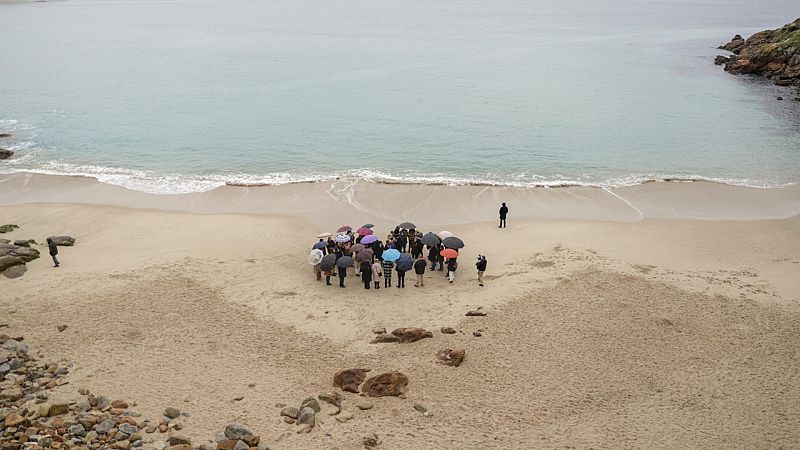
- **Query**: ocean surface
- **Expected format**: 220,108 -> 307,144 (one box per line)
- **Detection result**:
1,0 -> 799,193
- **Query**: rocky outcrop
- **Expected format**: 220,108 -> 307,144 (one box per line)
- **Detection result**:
0,149 -> 13,160
48,235 -> 76,246
0,224 -> 19,234
361,371 -> 409,397
716,18 -> 800,90
333,368 -> 370,393
0,242 -> 40,279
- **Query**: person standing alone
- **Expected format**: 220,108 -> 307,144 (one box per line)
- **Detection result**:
499,202 -> 508,228
413,254 -> 427,287
476,254 -> 487,286
47,238 -> 60,267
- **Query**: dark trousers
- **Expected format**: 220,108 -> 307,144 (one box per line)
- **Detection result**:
325,275 -> 331,285
397,271 -> 405,288
499,218 -> 506,227
384,275 -> 391,288
374,281 -> 380,289
364,280 -> 371,289
338,272 -> 346,287
51,254 -> 59,267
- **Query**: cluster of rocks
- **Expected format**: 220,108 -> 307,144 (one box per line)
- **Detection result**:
369,327 -> 432,344
333,369 -> 408,398
208,423 -> 266,450
716,18 -> 800,99
0,232 -> 75,279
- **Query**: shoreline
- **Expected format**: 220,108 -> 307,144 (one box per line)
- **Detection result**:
2,172 -> 799,229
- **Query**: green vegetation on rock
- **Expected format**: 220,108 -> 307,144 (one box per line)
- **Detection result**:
0,224 -> 20,234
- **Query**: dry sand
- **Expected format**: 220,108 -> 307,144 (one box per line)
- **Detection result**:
1,173 -> 799,449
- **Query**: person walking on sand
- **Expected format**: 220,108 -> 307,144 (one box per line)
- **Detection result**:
428,244 -> 439,271
476,254 -> 487,286
372,260 -> 382,289
338,265 -> 347,288
324,267 -> 334,286
396,263 -> 406,288
447,257 -> 458,283
413,254 -> 427,287
47,238 -> 60,267
499,202 -> 509,228
361,260 -> 373,289
313,261 -> 322,281
382,258 -> 394,288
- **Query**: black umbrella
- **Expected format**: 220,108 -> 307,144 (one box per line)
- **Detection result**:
320,254 -> 337,271
398,221 -> 416,229
396,253 -> 414,271
421,232 -> 441,247
336,255 -> 355,268
361,223 -> 375,228
443,236 -> 465,249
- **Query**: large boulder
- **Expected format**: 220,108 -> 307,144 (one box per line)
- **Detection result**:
0,243 -> 40,262
360,371 -> 409,397
333,368 -> 370,393
48,235 -> 76,246
0,149 -> 13,160
0,255 -> 24,273
390,327 -> 433,343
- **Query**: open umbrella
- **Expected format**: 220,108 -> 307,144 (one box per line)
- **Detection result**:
337,225 -> 353,233
336,255 -> 354,268
320,254 -> 337,271
312,241 -> 327,250
361,223 -> 375,228
398,222 -> 416,230
308,249 -> 324,265
397,253 -> 413,271
382,248 -> 401,262
351,244 -> 365,253
440,248 -> 459,259
360,235 -> 378,245
317,232 -> 333,238
335,234 -> 351,243
439,230 -> 454,238
355,248 -> 374,262
421,232 -> 441,247
356,227 -> 373,236
443,236 -> 465,249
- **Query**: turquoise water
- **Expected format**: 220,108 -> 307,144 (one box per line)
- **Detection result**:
1,0 -> 799,193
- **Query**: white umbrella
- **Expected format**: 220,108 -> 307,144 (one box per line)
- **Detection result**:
439,230 -> 454,239
308,249 -> 324,265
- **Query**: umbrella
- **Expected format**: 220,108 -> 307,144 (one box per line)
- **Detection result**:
336,255 -> 354,268
318,232 -> 333,238
398,222 -> 416,229
382,249 -> 401,262
356,227 -> 373,236
421,232 -> 441,247
355,248 -> 374,262
335,234 -> 351,243
443,236 -> 465,249
396,253 -> 413,271
337,225 -> 352,233
440,248 -> 459,259
351,244 -> 365,253
439,230 -> 454,238
308,249 -> 324,265
320,254 -> 337,271
361,235 -> 378,245
361,223 -> 375,228
312,241 -> 326,250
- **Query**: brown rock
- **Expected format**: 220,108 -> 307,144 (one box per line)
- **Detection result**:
170,445 -> 192,450
440,327 -> 456,334
216,440 -> 237,450
465,310 -> 487,316
390,327 -> 433,343
168,435 -> 191,446
436,348 -> 465,367
49,402 -> 70,416
239,435 -> 259,447
371,327 -> 386,334
333,368 -> 370,393
369,333 -> 399,344
361,371 -> 409,397
111,400 -> 128,409
4,412 -> 27,427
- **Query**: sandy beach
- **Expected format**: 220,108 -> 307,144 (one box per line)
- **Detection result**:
2,173 -> 800,449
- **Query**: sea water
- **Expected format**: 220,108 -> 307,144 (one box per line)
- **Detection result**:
1,0 -> 799,193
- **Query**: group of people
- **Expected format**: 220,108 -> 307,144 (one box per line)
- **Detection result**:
310,225 -> 488,289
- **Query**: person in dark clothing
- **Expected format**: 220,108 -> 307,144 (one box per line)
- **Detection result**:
373,241 -> 384,261
338,265 -> 347,287
499,202 -> 509,228
326,238 -> 337,255
397,231 -> 407,253
396,264 -> 406,288
428,245 -> 439,271
436,244 -> 445,271
411,238 -> 424,259
382,258 -> 394,288
447,258 -> 458,283
47,238 -> 59,267
413,255 -> 427,287
361,261 -> 372,289
476,255 -> 487,286
324,268 -> 334,285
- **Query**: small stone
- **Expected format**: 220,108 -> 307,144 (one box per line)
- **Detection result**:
96,396 -> 111,411
170,445 -> 191,450
224,423 -> 252,440
132,440 -> 143,448
69,424 -> 87,435
473,331 -> 482,337
282,416 -> 295,424
296,407 -> 315,426
356,399 -> 373,410
4,412 -> 26,427
777,96 -> 783,100
414,403 -> 433,417
334,411 -> 353,423
390,327 -> 433,343
239,435 -> 259,447
369,333 -> 400,344
247,383 -> 256,388
172,422 -> 184,431
317,391 -> 342,408
436,348 -> 465,367
118,423 -> 138,435
440,327 -> 456,334
115,440 -> 130,450
280,407 -> 299,419
84,431 -> 98,443
216,440 -> 237,450
167,435 -> 191,446
38,436 -> 54,448
371,327 -> 386,334
362,432 -> 380,447
112,400 -> 129,409
49,402 -> 70,416
300,397 -> 321,413
361,371 -> 409,397
129,432 -> 142,442
57,325 -> 68,333
145,426 -> 156,433
95,419 -> 115,434
36,404 -> 51,417
78,388 -> 90,395
465,310 -> 487,316
116,431 -> 130,441
233,396 -> 244,401
163,407 -> 180,419
232,441 -> 249,450
153,441 -> 167,450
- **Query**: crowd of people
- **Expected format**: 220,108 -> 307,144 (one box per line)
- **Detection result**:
308,224 -> 488,289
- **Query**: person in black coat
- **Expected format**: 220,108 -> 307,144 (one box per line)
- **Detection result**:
476,254 -> 487,286
47,238 -> 59,267
413,255 -> 427,287
499,202 -> 509,228
361,261 -> 373,289
447,258 -> 458,283
428,244 -> 440,271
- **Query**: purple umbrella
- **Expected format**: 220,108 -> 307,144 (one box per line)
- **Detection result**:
360,235 -> 378,245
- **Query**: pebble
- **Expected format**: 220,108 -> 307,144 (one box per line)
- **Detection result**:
224,423 -> 253,440
168,435 -> 191,446
362,432 -> 380,447
357,399 -> 374,410
296,407 -> 316,426
163,407 -> 181,419
301,397 -> 321,413
280,406 -> 299,419
335,411 -> 354,423
153,441 -> 167,450
233,440 -> 249,450
57,325 -> 68,332
96,419 -> 115,434
414,403 -> 433,417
